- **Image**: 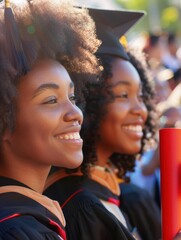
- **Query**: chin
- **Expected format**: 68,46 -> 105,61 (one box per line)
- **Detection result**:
129,146 -> 141,154
53,152 -> 83,169
120,145 -> 141,155
65,154 -> 83,169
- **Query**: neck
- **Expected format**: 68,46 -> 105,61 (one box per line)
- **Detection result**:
96,143 -> 112,167
0,152 -> 50,193
0,166 -> 49,193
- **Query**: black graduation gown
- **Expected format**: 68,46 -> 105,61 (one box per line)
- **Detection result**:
80,165 -> 161,240
44,175 -> 135,240
120,182 -> 162,240
0,177 -> 66,240
81,167 -> 161,240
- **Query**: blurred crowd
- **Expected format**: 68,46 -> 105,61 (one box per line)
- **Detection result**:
129,31 -> 181,209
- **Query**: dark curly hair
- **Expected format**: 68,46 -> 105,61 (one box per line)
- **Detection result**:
0,0 -> 100,143
81,47 -> 157,181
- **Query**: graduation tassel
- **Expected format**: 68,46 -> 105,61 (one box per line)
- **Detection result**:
4,0 -> 29,75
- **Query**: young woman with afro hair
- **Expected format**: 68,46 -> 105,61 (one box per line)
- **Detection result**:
0,1 -> 100,239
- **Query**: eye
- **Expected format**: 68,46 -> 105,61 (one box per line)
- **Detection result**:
43,96 -> 58,104
115,92 -> 128,99
69,94 -> 77,104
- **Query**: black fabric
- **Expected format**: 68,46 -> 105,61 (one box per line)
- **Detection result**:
44,176 -> 135,240
87,8 -> 144,60
81,176 -> 133,231
96,24 -> 130,60
0,177 -> 65,240
56,175 -> 161,240
120,182 -> 162,240
154,177 -> 161,208
88,8 -> 144,37
0,176 -> 31,188
82,176 -> 120,203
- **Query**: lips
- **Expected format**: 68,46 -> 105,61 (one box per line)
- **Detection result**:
122,124 -> 144,138
122,125 -> 143,132
55,132 -> 81,140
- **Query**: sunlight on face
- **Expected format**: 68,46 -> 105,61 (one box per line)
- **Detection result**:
5,59 -> 83,169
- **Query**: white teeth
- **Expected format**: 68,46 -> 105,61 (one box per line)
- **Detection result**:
65,135 -> 69,140
122,125 -> 143,132
56,132 -> 81,140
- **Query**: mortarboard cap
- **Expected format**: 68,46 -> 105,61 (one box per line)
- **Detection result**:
88,8 -> 145,60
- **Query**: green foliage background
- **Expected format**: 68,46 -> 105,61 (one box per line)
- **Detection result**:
115,0 -> 181,34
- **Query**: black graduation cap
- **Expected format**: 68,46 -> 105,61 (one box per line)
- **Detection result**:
88,8 -> 145,60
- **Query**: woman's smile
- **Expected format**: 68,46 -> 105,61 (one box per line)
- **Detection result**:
6,59 -> 84,169
121,124 -> 144,139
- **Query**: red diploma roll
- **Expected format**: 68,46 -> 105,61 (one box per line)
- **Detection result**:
160,128 -> 181,240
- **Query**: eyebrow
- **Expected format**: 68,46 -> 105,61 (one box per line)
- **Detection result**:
32,81 -> 74,99
111,80 -> 142,88
110,80 -> 131,88
32,83 -> 59,98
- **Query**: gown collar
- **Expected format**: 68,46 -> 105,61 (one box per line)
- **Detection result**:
89,164 -> 122,196
0,176 -> 65,226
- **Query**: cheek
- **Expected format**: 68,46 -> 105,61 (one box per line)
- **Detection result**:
14,108 -> 59,138
105,104 -> 127,125
100,109 -> 125,136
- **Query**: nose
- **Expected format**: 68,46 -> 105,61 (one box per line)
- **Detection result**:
63,102 -> 83,125
131,98 -> 148,120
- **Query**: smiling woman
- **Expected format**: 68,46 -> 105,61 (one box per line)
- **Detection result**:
5,60 -> 83,173
96,58 -> 148,161
0,0 -> 100,239
44,8 -> 160,240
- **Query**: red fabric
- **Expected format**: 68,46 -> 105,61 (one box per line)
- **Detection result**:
108,197 -> 120,206
160,128 -> 181,240
49,218 -> 67,240
61,189 -> 83,208
0,213 -> 21,223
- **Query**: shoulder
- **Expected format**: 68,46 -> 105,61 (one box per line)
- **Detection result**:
120,182 -> 153,201
120,183 -> 161,240
0,192 -> 64,240
0,214 -> 62,240
45,176 -> 134,239
60,186 -> 134,240
45,175 -> 104,210
120,182 -> 161,213
61,184 -> 106,217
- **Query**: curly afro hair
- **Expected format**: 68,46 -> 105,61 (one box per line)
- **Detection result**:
0,0 -> 100,143
81,47 -> 157,181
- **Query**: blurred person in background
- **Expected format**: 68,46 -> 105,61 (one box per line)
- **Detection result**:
143,33 -> 165,73
131,106 -> 181,208
162,33 -> 181,72
167,67 -> 181,91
